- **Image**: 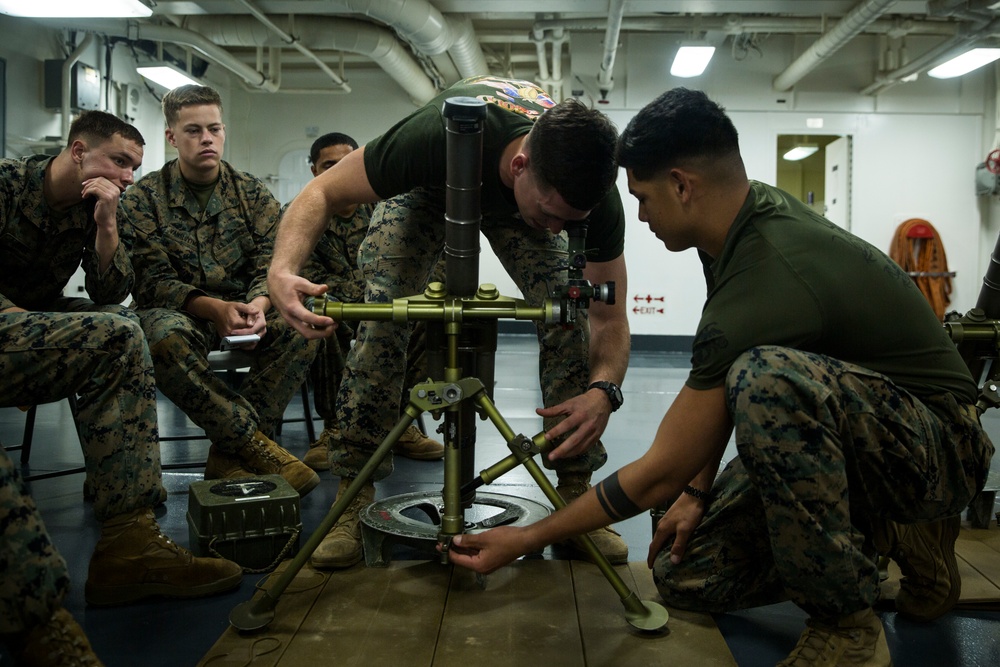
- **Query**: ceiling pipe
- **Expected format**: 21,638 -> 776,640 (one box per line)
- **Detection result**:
531,26 -> 567,101
338,0 -> 488,78
550,28 -> 566,102
234,0 -> 350,92
532,27 -> 551,84
444,15 -> 489,78
39,18 -> 280,91
597,0 -> 627,99
339,0 -> 452,54
861,16 -> 1000,95
772,0 -> 899,92
61,33 -> 95,141
185,15 -> 437,103
860,35 -> 965,94
529,14 -> 957,38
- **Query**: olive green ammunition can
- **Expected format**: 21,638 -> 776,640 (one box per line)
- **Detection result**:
187,475 -> 302,571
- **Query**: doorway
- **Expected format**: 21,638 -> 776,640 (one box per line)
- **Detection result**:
776,134 -> 851,229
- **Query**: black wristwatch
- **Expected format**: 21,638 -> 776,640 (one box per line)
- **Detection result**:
589,381 -> 623,412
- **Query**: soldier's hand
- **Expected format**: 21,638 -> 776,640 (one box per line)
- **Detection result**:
647,492 -> 706,568
446,528 -> 529,575
231,301 -> 267,342
538,390 -> 611,460
267,270 -> 335,339
82,176 -> 123,235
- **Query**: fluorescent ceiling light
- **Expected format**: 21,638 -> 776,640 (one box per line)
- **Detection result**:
927,48 -> 1000,79
137,63 -> 202,90
670,45 -> 716,78
0,0 -> 152,18
783,145 -> 819,161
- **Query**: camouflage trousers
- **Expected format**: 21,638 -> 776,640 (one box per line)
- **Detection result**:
0,299 -> 162,633
139,308 -> 319,450
312,320 -> 433,429
0,299 -> 163,521
0,449 -> 69,634
312,253 -> 444,428
653,346 -> 993,620
331,187 -> 606,480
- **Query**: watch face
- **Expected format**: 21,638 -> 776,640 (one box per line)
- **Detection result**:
592,381 -> 622,410
609,386 -> 623,409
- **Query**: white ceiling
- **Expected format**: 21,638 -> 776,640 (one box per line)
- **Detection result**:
46,1 -> 1000,99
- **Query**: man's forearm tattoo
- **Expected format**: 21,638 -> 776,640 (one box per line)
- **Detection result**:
594,471 -> 641,521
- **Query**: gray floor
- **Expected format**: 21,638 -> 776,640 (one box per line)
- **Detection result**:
3,334 -> 1000,666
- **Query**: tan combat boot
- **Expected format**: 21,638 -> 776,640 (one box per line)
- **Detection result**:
874,515 -> 962,622
204,444 -> 257,480
311,479 -> 376,569
303,428 -> 334,471
233,431 -> 321,496
85,508 -> 243,606
556,472 -> 629,565
778,608 -> 892,666
395,423 -> 444,461
3,606 -> 105,667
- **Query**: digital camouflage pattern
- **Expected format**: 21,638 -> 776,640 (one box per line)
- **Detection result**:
121,159 -> 278,310
330,187 -> 606,480
1,158 -> 161,633
121,160 -> 317,447
0,449 -> 70,634
295,202 -> 368,426
140,307 -> 316,444
653,346 -> 993,620
0,306 -> 164,520
295,202 -> 372,304
291,200 -> 445,427
0,156 -> 133,311
0,306 -> 164,633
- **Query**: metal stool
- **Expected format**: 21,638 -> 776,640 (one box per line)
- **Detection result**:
5,397 -> 85,481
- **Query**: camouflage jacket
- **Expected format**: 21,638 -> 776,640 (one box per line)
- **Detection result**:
121,159 -> 280,309
0,155 -> 133,311
283,200 -> 370,304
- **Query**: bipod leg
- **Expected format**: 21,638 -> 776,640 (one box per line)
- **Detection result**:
229,406 -> 422,631
461,391 -> 669,632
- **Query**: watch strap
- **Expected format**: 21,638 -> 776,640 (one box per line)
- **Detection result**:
588,380 -> 623,412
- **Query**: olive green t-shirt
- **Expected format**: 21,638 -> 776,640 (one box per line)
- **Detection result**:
362,76 -> 625,262
688,181 -> 976,403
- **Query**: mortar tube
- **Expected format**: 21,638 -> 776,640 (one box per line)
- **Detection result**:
443,97 -> 487,297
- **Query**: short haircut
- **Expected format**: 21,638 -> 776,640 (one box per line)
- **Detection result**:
161,84 -> 223,127
68,110 -> 144,147
617,88 -> 740,180
309,132 -> 359,165
524,99 -> 619,211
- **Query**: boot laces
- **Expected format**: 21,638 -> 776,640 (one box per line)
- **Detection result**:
248,436 -> 284,470
332,486 -> 374,534
139,511 -> 181,553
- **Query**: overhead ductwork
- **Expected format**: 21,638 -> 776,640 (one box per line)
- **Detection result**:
335,0 -> 488,78
861,16 -> 1000,95
772,0 -> 900,92
184,15 -> 438,103
597,0 -> 627,97
39,18 -> 283,91
234,0 -> 350,92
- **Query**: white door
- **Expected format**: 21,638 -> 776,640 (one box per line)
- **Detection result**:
824,136 -> 851,230
276,149 -> 313,205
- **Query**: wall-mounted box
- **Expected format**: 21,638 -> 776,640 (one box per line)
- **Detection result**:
44,60 -> 101,111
